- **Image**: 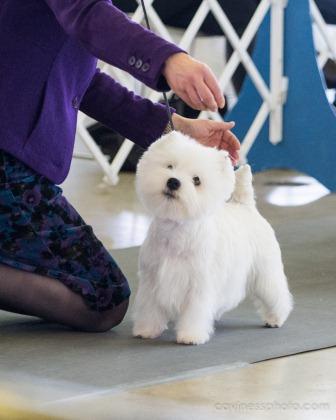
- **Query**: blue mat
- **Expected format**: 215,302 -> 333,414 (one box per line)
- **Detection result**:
0,195 -> 335,390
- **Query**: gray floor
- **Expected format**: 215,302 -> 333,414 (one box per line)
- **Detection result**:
0,179 -> 335,395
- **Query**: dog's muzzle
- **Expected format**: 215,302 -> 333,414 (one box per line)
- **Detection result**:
163,190 -> 176,199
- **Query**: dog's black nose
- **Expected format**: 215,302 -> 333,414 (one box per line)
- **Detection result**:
167,178 -> 181,191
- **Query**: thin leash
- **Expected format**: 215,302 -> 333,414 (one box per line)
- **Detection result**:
140,0 -> 175,130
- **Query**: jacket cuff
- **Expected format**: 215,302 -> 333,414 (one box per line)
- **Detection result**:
127,45 -> 185,92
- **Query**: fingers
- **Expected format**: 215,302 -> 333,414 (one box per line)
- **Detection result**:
185,87 -> 207,111
163,54 -> 225,112
176,90 -> 200,111
223,128 -> 241,150
184,82 -> 218,112
196,81 -> 218,112
220,130 -> 241,165
203,67 -> 225,109
226,133 -> 240,163
209,120 -> 237,133
207,120 -> 241,163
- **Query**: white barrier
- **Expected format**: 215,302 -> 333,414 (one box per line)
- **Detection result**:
75,0 -> 331,185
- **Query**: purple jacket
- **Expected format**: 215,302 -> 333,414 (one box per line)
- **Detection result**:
0,0 -> 183,183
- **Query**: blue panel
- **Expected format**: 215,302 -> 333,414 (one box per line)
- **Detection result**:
226,0 -> 336,190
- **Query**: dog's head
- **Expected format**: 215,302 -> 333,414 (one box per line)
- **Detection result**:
136,131 -> 235,221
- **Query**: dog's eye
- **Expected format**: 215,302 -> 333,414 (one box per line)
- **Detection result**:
167,164 -> 173,169
193,176 -> 201,186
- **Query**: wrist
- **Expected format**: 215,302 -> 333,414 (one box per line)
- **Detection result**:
162,52 -> 188,79
172,113 -> 188,133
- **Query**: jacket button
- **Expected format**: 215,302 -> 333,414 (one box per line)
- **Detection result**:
135,59 -> 143,69
141,63 -> 150,72
72,96 -> 80,109
128,56 -> 136,66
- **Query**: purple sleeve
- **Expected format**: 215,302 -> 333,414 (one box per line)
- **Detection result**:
44,0 -> 185,91
79,69 -> 173,148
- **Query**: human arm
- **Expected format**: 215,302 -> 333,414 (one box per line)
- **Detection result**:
44,0 -> 184,91
79,69 -> 171,148
80,69 -> 239,160
44,0 -> 226,111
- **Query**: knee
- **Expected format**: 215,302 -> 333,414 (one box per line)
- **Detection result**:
86,299 -> 129,333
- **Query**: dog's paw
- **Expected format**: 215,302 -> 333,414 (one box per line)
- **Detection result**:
132,325 -> 164,339
263,300 -> 293,328
263,314 -> 283,328
264,321 -> 279,328
176,330 -> 210,345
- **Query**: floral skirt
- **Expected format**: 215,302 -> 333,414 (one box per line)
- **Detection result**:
0,150 -> 130,311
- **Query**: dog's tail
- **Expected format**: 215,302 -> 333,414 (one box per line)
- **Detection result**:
230,165 -> 255,206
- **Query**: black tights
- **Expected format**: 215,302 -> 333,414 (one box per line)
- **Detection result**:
0,264 -> 129,332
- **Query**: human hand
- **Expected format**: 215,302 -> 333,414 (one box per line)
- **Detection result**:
163,53 -> 225,112
172,114 -> 240,165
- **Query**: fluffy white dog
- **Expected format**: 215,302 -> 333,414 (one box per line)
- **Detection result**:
132,131 -> 293,345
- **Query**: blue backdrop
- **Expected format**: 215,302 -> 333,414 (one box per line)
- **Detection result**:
226,0 -> 336,190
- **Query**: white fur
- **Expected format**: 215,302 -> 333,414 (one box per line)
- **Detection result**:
132,131 -> 293,345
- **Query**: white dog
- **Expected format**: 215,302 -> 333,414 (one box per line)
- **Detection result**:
132,131 -> 293,345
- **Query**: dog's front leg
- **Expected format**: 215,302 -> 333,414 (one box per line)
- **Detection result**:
176,286 -> 214,345
132,285 -> 168,339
